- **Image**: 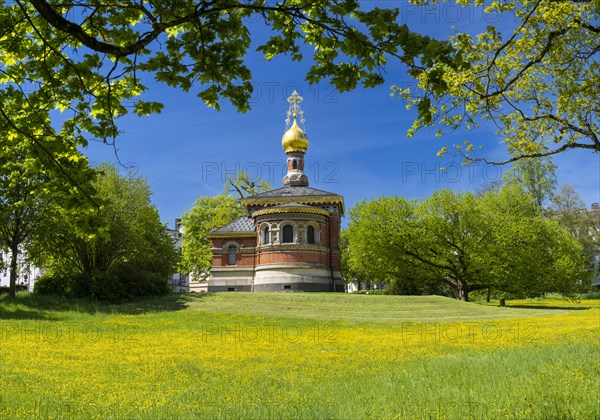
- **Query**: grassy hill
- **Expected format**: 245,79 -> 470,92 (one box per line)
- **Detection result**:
0,292 -> 598,418
1,292 -> 597,323
179,292 -> 595,323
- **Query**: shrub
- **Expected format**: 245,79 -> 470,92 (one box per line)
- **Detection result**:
110,263 -> 170,299
33,273 -> 75,297
0,285 -> 28,295
34,265 -> 170,303
384,278 -> 454,296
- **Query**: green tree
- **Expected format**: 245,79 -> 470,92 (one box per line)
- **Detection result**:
225,169 -> 272,199
340,230 -> 371,292
0,1 -> 461,183
550,184 -> 600,281
346,186 -> 586,301
0,141 -> 49,298
396,0 -> 599,163
583,210 -> 600,281
502,153 -> 557,209
0,134 -> 93,298
551,184 -> 585,215
31,163 -> 177,298
345,195 -> 440,295
480,186 -> 587,298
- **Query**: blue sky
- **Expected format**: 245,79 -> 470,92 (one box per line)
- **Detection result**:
84,2 -> 600,228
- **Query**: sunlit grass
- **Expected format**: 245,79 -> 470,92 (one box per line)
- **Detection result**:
0,292 -> 598,418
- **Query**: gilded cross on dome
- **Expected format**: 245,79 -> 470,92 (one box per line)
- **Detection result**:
285,90 -> 305,128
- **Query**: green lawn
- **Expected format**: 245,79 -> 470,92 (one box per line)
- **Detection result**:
0,292 -> 598,418
179,292 -> 597,322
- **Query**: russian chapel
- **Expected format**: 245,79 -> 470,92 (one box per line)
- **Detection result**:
208,91 -> 344,292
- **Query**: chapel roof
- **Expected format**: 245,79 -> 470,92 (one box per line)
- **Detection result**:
271,202 -> 315,208
245,185 -> 338,199
242,185 -> 344,214
210,216 -> 255,235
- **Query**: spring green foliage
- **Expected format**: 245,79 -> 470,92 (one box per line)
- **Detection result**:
550,185 -> 600,280
224,170 -> 272,199
345,186 -> 587,301
30,163 -> 177,300
551,184 -> 586,215
396,0 -> 600,162
0,139 -> 50,298
0,0 -> 462,182
502,154 -> 557,209
0,133 -> 93,298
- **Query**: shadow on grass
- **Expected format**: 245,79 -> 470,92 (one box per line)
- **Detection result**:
0,307 -> 59,320
506,304 -> 591,311
0,292 -> 216,318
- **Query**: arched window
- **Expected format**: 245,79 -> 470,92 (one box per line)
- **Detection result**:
263,226 -> 270,244
307,225 -> 315,244
227,245 -> 237,265
292,160 -> 298,169
282,225 -> 294,243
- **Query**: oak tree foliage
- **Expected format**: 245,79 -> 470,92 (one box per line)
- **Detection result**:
396,0 -> 600,163
0,0 -> 461,184
345,186 -> 587,301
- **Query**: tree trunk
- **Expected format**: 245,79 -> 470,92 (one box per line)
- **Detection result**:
457,282 -> 469,302
486,287 -> 492,303
9,244 -> 18,299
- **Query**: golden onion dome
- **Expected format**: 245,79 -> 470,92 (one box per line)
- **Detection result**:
281,118 -> 309,153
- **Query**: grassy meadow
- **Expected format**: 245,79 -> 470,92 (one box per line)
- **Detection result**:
0,292 -> 598,419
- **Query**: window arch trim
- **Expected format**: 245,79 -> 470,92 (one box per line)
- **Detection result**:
282,224 -> 294,243
307,225 -> 316,244
223,241 -> 239,266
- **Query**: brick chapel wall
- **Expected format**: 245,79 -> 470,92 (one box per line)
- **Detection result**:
257,248 -> 329,265
211,236 -> 257,267
328,213 -> 341,271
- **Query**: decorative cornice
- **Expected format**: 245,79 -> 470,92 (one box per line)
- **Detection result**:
255,213 -> 326,223
243,195 -> 344,212
208,231 -> 256,238
210,266 -> 255,272
284,147 -> 308,153
255,262 -> 329,271
258,244 -> 328,252
211,247 -> 255,254
252,206 -> 330,218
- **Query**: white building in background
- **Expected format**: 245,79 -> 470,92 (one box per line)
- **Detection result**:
0,249 -> 41,292
166,218 -> 189,293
